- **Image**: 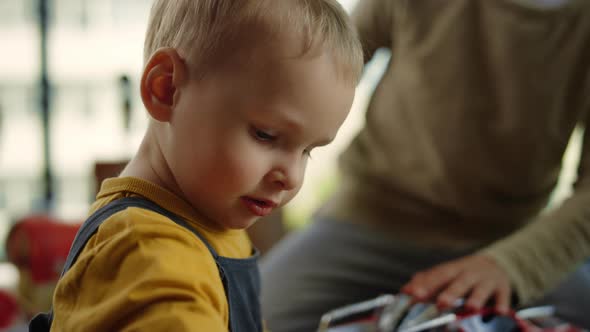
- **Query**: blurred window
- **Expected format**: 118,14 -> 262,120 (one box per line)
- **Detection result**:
0,84 -> 44,227
52,0 -> 89,29
0,0 -> 34,26
111,0 -> 152,26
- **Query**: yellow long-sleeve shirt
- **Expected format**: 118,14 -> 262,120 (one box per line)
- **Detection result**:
51,177 -> 253,331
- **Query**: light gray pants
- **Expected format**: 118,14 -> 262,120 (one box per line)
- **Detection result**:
260,218 -> 590,332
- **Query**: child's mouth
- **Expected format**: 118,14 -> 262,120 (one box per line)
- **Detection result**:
241,197 -> 277,217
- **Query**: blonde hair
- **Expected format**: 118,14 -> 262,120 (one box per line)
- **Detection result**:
144,0 -> 363,84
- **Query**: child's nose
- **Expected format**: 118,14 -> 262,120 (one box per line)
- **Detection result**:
267,162 -> 303,191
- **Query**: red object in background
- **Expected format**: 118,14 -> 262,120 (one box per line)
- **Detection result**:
0,290 -> 19,328
5,215 -> 81,284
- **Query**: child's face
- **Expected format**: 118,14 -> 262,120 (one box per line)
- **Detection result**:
165,47 -> 355,230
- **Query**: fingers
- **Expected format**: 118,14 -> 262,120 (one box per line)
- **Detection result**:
402,255 -> 513,315
464,280 -> 496,310
494,281 -> 511,314
437,273 -> 478,309
464,280 -> 510,315
402,262 -> 460,302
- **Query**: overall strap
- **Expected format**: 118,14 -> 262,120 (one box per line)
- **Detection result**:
32,196 -> 219,332
61,196 -> 219,277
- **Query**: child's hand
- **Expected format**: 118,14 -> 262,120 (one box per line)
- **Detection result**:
401,255 -> 511,314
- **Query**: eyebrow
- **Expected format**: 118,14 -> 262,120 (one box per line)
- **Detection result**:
276,111 -> 304,133
281,118 -> 334,147
268,107 -> 335,147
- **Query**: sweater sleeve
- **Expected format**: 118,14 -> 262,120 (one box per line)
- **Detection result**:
351,0 -> 394,61
481,123 -> 590,305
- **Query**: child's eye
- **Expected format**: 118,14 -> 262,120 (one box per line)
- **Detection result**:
251,127 -> 277,142
304,148 -> 313,159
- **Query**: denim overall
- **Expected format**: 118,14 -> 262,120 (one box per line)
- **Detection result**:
29,197 -> 262,332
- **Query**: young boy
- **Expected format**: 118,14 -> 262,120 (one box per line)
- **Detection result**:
31,0 -> 363,331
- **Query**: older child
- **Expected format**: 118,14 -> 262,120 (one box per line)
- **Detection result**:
31,1 -> 363,331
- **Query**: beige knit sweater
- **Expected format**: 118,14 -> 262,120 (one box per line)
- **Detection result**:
319,0 -> 590,305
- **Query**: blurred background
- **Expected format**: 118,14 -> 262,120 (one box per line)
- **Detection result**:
0,0 -> 582,329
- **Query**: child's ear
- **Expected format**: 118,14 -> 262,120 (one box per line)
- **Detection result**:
140,48 -> 187,122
